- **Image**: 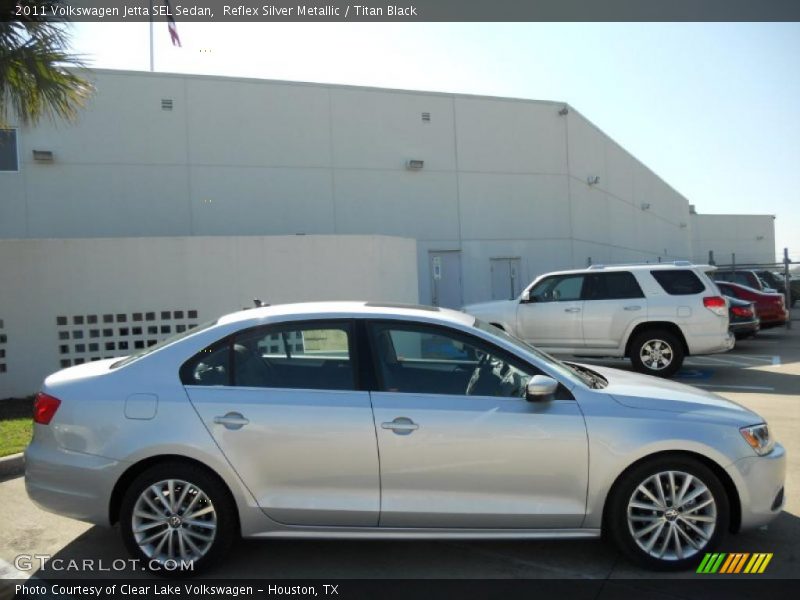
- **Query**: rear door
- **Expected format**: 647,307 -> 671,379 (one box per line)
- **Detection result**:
581,272 -> 646,349
183,320 -> 380,526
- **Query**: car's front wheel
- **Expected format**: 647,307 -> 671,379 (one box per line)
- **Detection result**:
629,329 -> 684,377
607,455 -> 729,571
119,462 -> 236,574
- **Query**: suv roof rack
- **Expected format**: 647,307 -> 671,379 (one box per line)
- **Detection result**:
587,260 -> 694,270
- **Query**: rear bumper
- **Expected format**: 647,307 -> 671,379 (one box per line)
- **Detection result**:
687,331 -> 735,356
726,443 -> 786,531
25,439 -> 122,526
730,319 -> 760,337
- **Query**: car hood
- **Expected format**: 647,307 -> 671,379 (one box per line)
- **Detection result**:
583,364 -> 761,422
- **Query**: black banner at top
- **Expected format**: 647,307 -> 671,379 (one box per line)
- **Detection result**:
4,0 -> 800,22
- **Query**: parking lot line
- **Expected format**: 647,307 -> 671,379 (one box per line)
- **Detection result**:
693,384 -> 775,392
687,355 -> 781,367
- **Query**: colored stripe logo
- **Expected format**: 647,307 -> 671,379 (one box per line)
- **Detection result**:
697,553 -> 773,574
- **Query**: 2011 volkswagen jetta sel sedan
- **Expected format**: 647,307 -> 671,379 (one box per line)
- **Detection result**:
25,302 -> 785,573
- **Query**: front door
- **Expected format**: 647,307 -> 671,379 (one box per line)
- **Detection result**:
366,321 -> 588,528
517,273 -> 585,349
184,320 -> 380,526
430,251 -> 463,308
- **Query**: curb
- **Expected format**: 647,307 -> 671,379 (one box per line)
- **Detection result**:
0,452 -> 24,479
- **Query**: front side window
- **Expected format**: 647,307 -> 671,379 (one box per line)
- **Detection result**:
651,269 -> 705,295
530,275 -> 584,302
368,322 -> 539,398
584,272 -> 644,300
0,129 -> 18,171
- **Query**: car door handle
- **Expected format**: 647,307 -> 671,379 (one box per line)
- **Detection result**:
213,412 -> 249,430
624,305 -> 642,311
564,307 -> 581,313
381,417 -> 419,435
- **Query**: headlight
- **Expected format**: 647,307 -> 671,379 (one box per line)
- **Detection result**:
740,423 -> 774,456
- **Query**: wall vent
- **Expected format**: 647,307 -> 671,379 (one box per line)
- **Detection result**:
54,309 -> 199,368
161,99 -> 174,111
421,112 -> 431,122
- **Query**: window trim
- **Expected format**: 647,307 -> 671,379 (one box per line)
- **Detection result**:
0,127 -> 20,173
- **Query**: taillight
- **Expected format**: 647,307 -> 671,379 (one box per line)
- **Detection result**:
731,306 -> 752,318
33,392 -> 61,425
703,296 -> 727,316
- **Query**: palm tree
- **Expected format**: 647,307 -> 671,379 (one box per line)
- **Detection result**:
0,0 -> 93,127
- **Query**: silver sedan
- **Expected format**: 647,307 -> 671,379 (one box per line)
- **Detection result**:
25,302 -> 785,573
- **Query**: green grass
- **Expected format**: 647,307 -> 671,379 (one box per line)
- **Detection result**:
0,418 -> 32,457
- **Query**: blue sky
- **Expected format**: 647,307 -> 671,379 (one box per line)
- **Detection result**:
71,22 -> 800,262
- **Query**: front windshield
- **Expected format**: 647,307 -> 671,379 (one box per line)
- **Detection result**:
110,319 -> 218,368
473,318 -> 593,387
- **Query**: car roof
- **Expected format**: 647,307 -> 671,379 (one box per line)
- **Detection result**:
535,263 -> 715,278
216,301 -> 476,328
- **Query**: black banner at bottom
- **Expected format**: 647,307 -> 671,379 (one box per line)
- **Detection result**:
2,578 -> 798,600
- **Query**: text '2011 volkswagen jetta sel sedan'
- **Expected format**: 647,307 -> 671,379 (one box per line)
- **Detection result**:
25,302 -> 785,573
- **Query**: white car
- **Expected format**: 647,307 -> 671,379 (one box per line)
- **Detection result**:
464,263 -> 734,377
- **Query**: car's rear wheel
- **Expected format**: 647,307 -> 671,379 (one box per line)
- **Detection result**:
607,456 -> 729,571
120,462 -> 236,574
629,329 -> 684,377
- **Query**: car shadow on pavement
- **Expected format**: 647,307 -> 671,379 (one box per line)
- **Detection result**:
30,510 -> 798,581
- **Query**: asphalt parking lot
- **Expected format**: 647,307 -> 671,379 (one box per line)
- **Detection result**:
1,323 -> 798,589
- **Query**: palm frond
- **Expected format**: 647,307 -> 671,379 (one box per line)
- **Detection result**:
0,0 -> 94,127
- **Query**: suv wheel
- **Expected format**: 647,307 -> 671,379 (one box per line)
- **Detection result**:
630,329 -> 684,377
120,462 -> 236,574
607,456 -> 729,571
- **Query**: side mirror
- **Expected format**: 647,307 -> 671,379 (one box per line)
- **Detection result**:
520,290 -> 531,303
526,375 -> 558,402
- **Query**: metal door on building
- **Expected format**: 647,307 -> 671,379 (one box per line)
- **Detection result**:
429,251 -> 463,309
490,258 -> 522,301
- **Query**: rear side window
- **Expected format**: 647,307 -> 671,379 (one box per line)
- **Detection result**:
180,322 -> 355,390
584,272 -> 644,300
651,270 -> 705,295
233,324 -> 354,390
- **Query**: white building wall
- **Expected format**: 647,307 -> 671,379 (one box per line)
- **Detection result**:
0,69 -> 772,310
690,214 -> 777,265
0,235 -> 418,397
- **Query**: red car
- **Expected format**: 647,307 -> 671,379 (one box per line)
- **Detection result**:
716,281 -> 788,328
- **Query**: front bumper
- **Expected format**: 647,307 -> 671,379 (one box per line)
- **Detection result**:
25,439 -> 123,526
725,442 -> 786,531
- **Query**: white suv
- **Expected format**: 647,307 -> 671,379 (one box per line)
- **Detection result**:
464,262 -> 734,377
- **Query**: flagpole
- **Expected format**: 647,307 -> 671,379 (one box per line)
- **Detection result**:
149,2 -> 154,72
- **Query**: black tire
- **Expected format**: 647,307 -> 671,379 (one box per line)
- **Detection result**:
606,455 -> 729,571
629,329 -> 684,378
119,461 -> 237,575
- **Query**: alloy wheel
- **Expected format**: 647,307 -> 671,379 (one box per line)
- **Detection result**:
639,339 -> 674,371
627,470 -> 717,561
131,478 -> 217,564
